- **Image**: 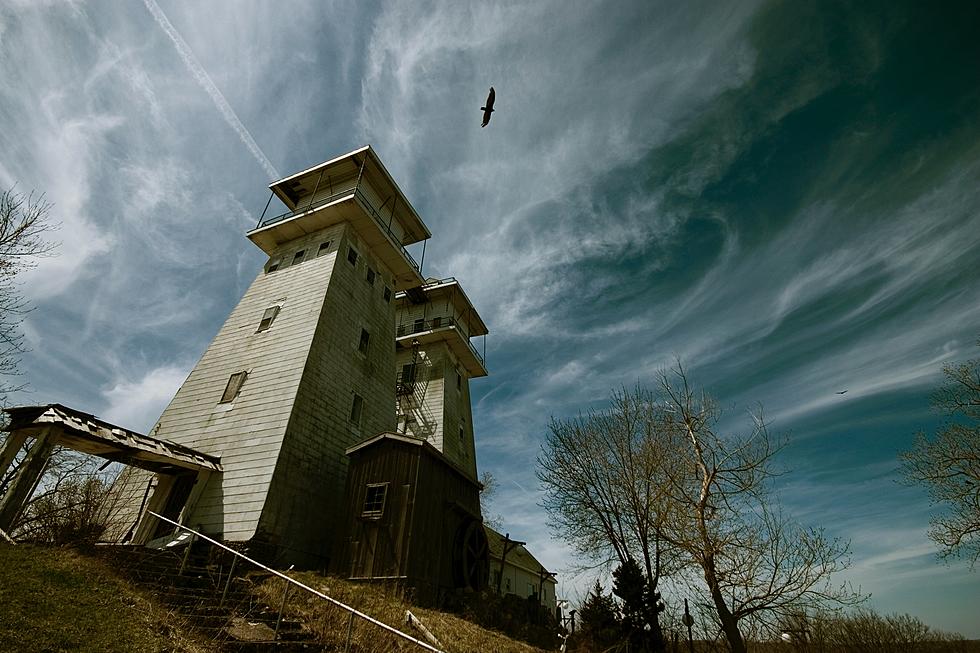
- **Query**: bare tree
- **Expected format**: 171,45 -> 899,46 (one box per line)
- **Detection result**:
900,340 -> 980,568
0,187 -> 57,402
538,386 -> 682,650
537,369 -> 863,653
657,366 -> 864,652
479,470 -> 503,530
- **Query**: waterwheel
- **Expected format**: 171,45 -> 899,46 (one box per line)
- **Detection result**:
453,518 -> 489,591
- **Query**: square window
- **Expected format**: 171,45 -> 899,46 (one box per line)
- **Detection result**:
317,241 -> 331,257
413,318 -> 425,333
256,305 -> 280,332
219,371 -> 247,404
347,247 -> 358,265
292,250 -> 305,264
366,268 -> 376,285
350,394 -> 363,426
362,483 -> 388,518
383,286 -> 392,303
400,363 -> 417,384
266,258 -> 280,273
358,328 -> 370,354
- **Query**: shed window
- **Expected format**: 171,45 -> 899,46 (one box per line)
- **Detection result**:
350,394 -> 363,426
413,318 -> 425,333
256,305 -> 280,332
347,247 -> 358,265
219,371 -> 247,404
317,241 -> 331,257
358,328 -> 370,354
292,250 -> 305,264
366,268 -> 376,285
362,483 -> 388,518
432,316 -> 442,328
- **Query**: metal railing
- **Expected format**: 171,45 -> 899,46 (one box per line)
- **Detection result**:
147,511 -> 444,653
254,186 -> 421,273
396,317 -> 485,367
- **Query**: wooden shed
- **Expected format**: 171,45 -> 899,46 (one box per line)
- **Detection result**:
340,432 -> 487,603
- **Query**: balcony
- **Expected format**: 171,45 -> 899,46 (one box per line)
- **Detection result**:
246,146 -> 430,289
254,187 -> 421,273
396,316 -> 487,378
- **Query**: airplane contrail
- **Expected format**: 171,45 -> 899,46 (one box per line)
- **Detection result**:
143,0 -> 280,181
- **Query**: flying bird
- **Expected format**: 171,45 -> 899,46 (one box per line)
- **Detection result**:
481,87 -> 495,127
836,390 -> 848,395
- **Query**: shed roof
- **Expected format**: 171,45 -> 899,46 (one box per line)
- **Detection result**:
3,404 -> 222,474
485,525 -> 555,582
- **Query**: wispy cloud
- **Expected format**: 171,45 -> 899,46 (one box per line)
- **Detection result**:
142,0 -> 279,180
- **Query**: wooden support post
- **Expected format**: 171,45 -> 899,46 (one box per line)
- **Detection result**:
344,610 -> 355,652
274,564 -> 295,638
0,427 -> 56,532
0,432 -> 27,481
219,554 -> 238,608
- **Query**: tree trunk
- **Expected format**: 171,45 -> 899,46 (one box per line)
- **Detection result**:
703,556 -> 746,653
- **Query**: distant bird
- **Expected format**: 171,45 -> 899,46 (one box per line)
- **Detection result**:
481,87 -> 495,127
836,390 -> 848,395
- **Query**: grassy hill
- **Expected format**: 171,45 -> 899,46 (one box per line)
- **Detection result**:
0,542 -> 550,653
0,543 -> 212,653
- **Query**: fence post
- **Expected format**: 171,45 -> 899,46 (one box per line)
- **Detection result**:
178,531 -> 195,575
219,555 -> 238,608
274,565 -> 295,639
344,611 -> 355,652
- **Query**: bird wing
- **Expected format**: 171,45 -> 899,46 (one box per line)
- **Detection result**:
486,87 -> 495,110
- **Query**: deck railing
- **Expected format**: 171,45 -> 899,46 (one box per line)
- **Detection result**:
255,186 -> 420,273
396,317 -> 485,367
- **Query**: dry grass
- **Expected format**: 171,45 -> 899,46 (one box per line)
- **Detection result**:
0,543 -> 215,653
254,571 -> 552,653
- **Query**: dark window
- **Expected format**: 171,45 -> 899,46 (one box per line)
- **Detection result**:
266,259 -> 280,273
401,363 -> 417,384
457,371 -> 462,390
256,305 -> 280,332
366,268 -> 376,285
350,394 -> 363,426
459,425 -> 465,441
358,328 -> 370,354
362,483 -> 388,518
383,286 -> 392,303
317,241 -> 331,256
413,318 -> 425,333
432,316 -> 442,328
219,371 -> 247,404
347,247 -> 358,265
292,250 -> 305,264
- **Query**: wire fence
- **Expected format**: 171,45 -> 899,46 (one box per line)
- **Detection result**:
104,512 -> 446,652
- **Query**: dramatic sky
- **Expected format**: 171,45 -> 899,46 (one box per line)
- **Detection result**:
2,0 -> 978,637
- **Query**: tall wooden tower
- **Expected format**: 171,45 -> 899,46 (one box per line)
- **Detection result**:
115,147 -> 430,566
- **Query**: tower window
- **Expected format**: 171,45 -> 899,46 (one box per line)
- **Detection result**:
350,394 -> 363,426
401,363 -> 417,384
317,241 -> 331,257
292,250 -> 305,264
219,371 -> 248,404
457,371 -> 462,391
266,258 -> 280,273
347,247 -> 358,265
366,268 -> 376,285
383,286 -> 392,303
362,483 -> 388,518
459,425 -> 465,441
256,305 -> 280,332
358,328 -> 370,354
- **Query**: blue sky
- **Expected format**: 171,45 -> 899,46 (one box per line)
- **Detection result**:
2,0 -> 978,637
